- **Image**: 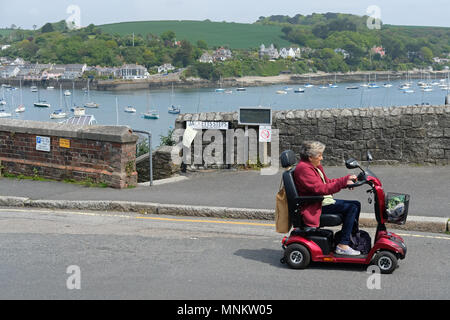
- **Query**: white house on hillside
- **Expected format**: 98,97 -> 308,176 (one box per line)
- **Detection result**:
157,63 -> 175,74
119,64 -> 149,79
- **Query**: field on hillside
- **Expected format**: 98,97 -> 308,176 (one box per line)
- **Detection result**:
98,20 -> 291,49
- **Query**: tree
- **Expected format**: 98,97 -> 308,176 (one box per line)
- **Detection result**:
173,40 -> 194,67
420,46 -> 433,62
196,40 -> 208,50
41,23 -> 54,33
160,30 -> 176,43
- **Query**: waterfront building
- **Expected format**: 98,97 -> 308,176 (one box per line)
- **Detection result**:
119,64 -> 150,79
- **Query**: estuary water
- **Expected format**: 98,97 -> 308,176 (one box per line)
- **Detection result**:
1,78 -> 449,147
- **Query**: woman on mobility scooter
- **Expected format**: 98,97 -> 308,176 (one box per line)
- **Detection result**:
280,143 -> 408,273
294,141 -> 361,255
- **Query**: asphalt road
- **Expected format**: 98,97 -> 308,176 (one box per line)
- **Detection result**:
1,165 -> 449,218
0,208 -> 449,300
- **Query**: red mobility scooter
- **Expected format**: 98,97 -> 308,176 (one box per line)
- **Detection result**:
280,150 -> 408,274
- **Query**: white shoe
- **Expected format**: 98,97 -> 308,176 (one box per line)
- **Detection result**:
335,246 -> 361,256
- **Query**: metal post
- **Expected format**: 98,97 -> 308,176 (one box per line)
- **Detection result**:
133,129 -> 153,186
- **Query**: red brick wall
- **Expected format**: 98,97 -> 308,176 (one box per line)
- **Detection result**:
0,120 -> 138,188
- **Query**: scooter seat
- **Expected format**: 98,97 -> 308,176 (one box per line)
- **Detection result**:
320,213 -> 343,227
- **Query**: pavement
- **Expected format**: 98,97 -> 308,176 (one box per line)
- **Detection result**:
0,165 -> 449,233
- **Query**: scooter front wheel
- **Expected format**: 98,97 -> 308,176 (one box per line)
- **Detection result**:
284,243 -> 310,269
374,251 -> 398,274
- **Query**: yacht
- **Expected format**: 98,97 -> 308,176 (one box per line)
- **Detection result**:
50,109 -> 67,119
15,105 -> 25,113
124,106 -> 137,113
0,109 -> 12,118
294,88 -> 305,93
143,110 -> 159,119
168,105 -> 181,114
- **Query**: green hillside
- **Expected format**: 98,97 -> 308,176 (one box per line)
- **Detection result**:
98,20 -> 291,49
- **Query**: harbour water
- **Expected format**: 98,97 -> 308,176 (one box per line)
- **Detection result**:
1,78 -> 449,147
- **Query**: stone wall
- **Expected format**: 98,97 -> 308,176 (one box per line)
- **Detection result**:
0,119 -> 139,188
136,146 -> 181,182
174,105 -> 450,166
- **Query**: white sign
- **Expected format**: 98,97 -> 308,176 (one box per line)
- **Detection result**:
259,126 -> 272,142
186,121 -> 229,130
182,126 -> 198,148
36,136 -> 51,152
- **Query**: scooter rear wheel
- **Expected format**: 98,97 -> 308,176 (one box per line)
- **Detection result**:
284,243 -> 310,269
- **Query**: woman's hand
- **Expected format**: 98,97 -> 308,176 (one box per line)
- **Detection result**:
347,175 -> 358,190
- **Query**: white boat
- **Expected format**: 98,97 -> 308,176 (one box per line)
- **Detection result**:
34,86 -> 51,107
15,105 -> 25,113
167,83 -> 182,115
73,107 -> 86,116
403,89 -> 415,94
84,79 -> 99,108
30,86 -> 38,92
84,102 -> 99,108
124,106 -> 136,113
50,109 -> 67,119
144,110 -> 159,119
225,90 -> 233,94
14,80 -> 25,113
46,86 -> 54,90
236,87 -> 246,91
304,83 -> 314,88
215,88 -> 225,93
0,110 -> 12,118
143,91 -> 159,119
383,83 -> 393,88
168,105 -> 181,114
34,101 -> 51,107
0,100 -> 5,105
50,85 -> 68,119
276,90 -> 287,94
64,90 -> 71,96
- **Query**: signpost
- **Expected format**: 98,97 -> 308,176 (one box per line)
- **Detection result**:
238,107 -> 272,166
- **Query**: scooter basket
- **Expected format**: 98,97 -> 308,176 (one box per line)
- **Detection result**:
385,192 -> 410,225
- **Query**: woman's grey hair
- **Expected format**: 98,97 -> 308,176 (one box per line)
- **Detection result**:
299,141 -> 326,160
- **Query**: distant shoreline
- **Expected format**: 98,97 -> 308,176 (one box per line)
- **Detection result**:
1,70 -> 448,91
95,70 -> 449,91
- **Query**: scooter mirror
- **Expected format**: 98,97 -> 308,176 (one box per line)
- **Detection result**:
366,151 -> 373,162
345,158 -> 360,169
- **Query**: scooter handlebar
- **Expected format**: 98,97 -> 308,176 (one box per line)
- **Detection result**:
345,180 -> 368,188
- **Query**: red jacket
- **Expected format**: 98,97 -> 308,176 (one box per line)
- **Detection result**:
293,160 -> 350,227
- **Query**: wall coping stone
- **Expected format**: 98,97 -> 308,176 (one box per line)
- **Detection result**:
175,105 -> 450,123
0,119 -> 138,143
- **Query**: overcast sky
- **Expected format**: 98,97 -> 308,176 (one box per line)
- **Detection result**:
1,0 -> 449,29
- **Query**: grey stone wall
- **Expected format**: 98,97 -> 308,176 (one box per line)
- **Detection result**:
175,105 -> 450,166
136,146 -> 181,182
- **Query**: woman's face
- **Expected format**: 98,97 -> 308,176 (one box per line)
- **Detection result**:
309,152 -> 323,167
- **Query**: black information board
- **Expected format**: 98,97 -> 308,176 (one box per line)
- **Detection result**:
238,107 -> 272,126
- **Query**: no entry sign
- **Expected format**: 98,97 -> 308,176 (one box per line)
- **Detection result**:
259,126 -> 272,142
